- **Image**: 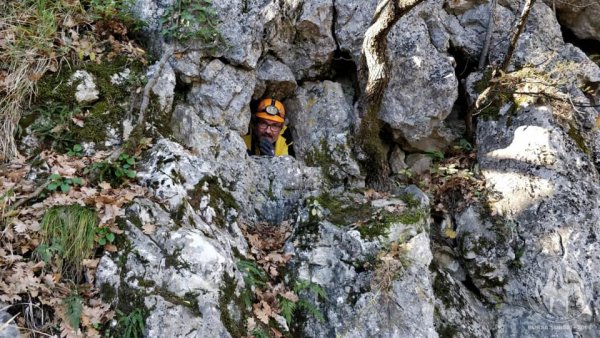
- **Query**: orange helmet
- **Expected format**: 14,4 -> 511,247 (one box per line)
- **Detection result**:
255,98 -> 285,123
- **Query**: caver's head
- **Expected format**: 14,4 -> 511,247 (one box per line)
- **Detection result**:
253,98 -> 285,144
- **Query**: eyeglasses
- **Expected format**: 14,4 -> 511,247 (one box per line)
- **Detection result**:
257,120 -> 282,132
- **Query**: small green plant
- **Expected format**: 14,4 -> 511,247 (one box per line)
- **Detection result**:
95,226 -> 116,246
116,308 -> 145,338
39,205 -> 97,280
454,138 -> 473,152
30,104 -> 80,150
237,259 -> 268,308
85,0 -> 145,31
47,174 -> 83,193
64,292 -> 84,329
85,153 -> 137,186
34,238 -> 64,265
159,0 -> 223,46
67,144 -> 84,157
251,327 -> 269,338
277,279 -> 327,325
424,150 -> 445,162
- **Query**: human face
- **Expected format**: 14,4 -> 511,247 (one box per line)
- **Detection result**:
254,118 -> 283,144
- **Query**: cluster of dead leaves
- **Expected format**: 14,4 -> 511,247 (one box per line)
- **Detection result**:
0,150 -> 148,337
240,221 -> 300,336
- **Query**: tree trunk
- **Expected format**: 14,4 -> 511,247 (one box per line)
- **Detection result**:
501,0 -> 536,71
358,0 -> 426,189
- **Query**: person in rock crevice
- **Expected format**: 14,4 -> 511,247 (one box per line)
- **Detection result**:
243,98 -> 292,157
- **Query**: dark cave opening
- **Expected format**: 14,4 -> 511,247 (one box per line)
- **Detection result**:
447,45 -> 479,123
331,50 -> 360,104
560,25 -> 600,60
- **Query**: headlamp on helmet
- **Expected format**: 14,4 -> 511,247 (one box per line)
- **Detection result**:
256,98 -> 286,123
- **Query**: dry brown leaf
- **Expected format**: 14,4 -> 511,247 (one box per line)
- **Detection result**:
99,182 -> 112,190
104,244 -> 118,252
83,259 -> 99,269
142,223 -> 156,235
280,291 -> 299,302
71,116 -> 85,127
109,226 -> 124,234
268,266 -> 278,277
246,317 -> 256,331
13,219 -> 28,233
253,301 -> 272,324
271,328 -> 283,337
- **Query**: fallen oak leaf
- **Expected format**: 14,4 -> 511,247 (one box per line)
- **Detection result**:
253,301 -> 272,324
104,244 -> 118,252
142,223 -> 156,235
280,291 -> 299,302
98,182 -> 111,190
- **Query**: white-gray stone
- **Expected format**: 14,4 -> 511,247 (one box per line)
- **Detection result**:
187,60 -> 255,132
254,56 -> 297,100
69,70 -> 99,104
148,61 -> 176,112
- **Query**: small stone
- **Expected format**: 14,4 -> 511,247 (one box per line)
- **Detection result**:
69,70 -> 99,104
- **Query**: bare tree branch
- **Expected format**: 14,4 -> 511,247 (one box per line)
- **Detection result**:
478,0 -> 497,69
501,0 -> 537,71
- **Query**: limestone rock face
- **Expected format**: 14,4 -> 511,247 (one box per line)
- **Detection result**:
148,61 -> 176,112
334,1 -> 378,63
468,103 -> 600,336
95,198 -> 240,338
254,56 -> 297,100
96,0 -> 600,336
286,81 -> 362,185
544,0 -> 600,42
0,305 -> 20,338
187,60 -> 256,133
288,187 -> 437,337
380,1 -> 459,149
263,0 -> 336,79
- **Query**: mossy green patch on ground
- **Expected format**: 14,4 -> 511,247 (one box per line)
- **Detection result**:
473,68 -> 494,94
28,56 -> 147,152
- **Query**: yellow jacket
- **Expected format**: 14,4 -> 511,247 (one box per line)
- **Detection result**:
243,126 -> 289,156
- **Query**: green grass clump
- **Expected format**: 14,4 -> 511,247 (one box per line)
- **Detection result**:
38,204 -> 97,280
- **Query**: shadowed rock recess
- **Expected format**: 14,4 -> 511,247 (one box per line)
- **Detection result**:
56,0 -> 600,337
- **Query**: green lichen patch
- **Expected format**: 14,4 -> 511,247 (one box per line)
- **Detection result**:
307,192 -> 426,241
188,176 -> 239,227
219,274 -> 249,338
356,104 -> 388,187
304,139 -> 341,186
567,123 -> 590,155
164,247 -> 190,271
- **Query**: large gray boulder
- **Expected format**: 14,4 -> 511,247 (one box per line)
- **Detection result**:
95,198 -> 243,338
335,1 -> 378,63
288,187 -> 437,337
380,1 -> 459,150
187,60 -> 256,133
544,0 -> 600,42
286,81 -> 362,186
254,56 -> 297,100
133,0 -> 265,68
263,0 -> 336,79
